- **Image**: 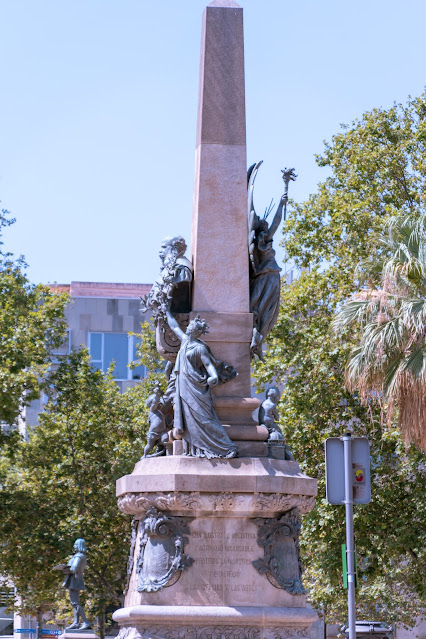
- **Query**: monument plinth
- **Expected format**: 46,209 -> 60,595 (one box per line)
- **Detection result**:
114,2 -> 318,638
116,457 -> 317,637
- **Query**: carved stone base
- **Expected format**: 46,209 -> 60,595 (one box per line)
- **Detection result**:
114,605 -> 318,639
115,457 -> 317,637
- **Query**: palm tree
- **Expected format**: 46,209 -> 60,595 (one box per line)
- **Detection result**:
333,213 -> 426,450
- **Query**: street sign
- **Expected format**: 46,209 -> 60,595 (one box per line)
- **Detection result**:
325,433 -> 372,639
41,631 -> 60,635
325,436 -> 371,504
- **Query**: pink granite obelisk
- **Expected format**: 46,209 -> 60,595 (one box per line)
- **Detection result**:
190,0 -> 262,450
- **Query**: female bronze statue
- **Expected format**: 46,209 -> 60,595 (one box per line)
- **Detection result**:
248,162 -> 296,359
166,310 -> 237,459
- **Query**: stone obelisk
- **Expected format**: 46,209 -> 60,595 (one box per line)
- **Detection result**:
191,0 -> 263,455
114,4 -> 318,638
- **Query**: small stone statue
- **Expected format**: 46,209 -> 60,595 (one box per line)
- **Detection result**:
142,383 -> 169,458
141,235 -> 193,324
58,538 -> 92,631
165,310 -> 238,459
259,387 -> 294,460
247,162 -> 296,359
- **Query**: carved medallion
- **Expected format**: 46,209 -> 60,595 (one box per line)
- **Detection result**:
252,510 -> 306,595
136,507 -> 194,592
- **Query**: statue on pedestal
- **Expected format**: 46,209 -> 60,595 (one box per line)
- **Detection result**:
141,235 -> 192,324
56,538 -> 92,631
165,310 -> 238,459
141,234 -> 193,364
142,383 -> 168,458
248,162 -> 296,359
259,387 -> 294,461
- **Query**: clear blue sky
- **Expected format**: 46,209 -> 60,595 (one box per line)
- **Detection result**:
1,0 -> 425,285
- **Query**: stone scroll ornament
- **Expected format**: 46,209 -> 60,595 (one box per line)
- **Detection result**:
140,235 -> 193,362
247,163 -> 296,360
252,509 -> 306,595
136,507 -> 194,592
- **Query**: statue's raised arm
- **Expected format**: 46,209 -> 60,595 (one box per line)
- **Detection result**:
166,310 -> 186,343
247,162 -> 296,359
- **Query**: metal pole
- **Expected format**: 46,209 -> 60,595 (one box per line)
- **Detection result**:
342,432 -> 356,639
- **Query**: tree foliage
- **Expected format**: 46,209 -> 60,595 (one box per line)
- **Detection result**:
333,212 -> 426,450
0,209 -> 68,429
0,349 -> 151,637
254,94 -> 426,625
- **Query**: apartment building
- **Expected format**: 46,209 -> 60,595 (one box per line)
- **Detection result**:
24,280 -> 151,427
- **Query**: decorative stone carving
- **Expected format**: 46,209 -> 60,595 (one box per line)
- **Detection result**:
124,517 -> 139,595
136,628 -> 260,639
211,492 -> 241,510
247,162 -> 296,359
155,492 -> 202,511
198,629 -> 261,639
136,507 -> 194,592
117,492 -> 315,517
269,630 -> 310,639
116,628 -> 140,639
137,628 -> 197,639
253,494 -> 315,515
117,627 -> 310,639
252,510 -> 306,595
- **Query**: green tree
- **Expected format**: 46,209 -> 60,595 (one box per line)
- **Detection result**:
0,349 -> 151,638
254,94 -> 426,625
0,209 -> 68,429
333,212 -> 426,450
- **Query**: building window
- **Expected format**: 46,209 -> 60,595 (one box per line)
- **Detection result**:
88,333 -> 146,381
51,330 -> 71,363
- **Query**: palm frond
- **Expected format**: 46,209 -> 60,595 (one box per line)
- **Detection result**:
335,210 -> 426,450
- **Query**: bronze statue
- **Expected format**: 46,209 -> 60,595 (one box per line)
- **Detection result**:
56,538 -> 92,630
165,310 -> 238,459
259,387 -> 282,438
142,384 -> 168,458
248,162 -> 296,359
141,235 -> 193,323
259,387 -> 294,460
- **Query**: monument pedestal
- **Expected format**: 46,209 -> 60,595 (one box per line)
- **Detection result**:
114,457 -> 317,639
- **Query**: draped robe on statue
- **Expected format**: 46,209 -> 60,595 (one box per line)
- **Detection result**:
173,337 -> 237,459
250,237 -> 281,341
